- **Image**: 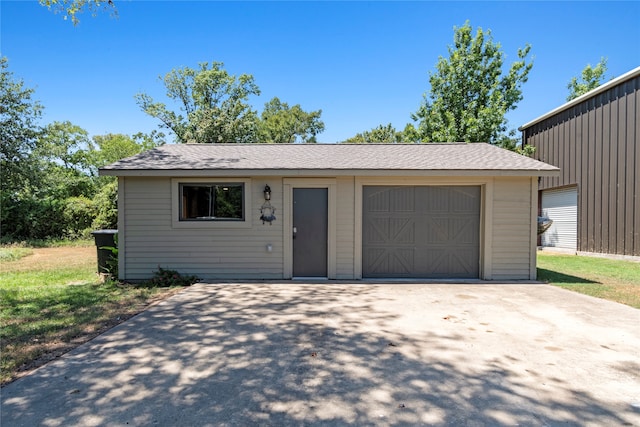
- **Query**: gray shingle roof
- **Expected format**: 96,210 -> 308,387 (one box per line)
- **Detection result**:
100,143 -> 559,176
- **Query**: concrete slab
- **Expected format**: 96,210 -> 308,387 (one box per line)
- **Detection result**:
2,282 -> 639,426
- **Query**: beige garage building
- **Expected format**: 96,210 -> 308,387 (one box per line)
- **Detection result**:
100,143 -> 558,281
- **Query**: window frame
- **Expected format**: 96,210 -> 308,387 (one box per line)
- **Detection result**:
171,178 -> 252,229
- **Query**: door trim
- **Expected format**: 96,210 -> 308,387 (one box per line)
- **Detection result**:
283,178 -> 337,279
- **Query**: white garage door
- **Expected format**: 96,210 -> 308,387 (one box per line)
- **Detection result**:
541,187 -> 578,250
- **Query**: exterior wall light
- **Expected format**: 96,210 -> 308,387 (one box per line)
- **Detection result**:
264,185 -> 271,201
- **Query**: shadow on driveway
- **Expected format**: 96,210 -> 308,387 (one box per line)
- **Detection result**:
2,283 -> 639,426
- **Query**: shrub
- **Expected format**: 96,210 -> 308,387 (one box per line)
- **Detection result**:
63,196 -> 95,238
1,194 -> 67,240
92,180 -> 118,230
146,267 -> 199,288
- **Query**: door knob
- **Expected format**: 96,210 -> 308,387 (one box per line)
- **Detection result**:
293,226 -> 297,238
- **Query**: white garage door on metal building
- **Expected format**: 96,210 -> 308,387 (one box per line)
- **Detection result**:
362,186 -> 481,278
541,186 -> 578,250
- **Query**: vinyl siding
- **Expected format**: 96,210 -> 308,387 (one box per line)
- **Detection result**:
122,177 -> 283,280
122,175 -> 537,281
335,177 -> 355,278
491,177 -> 535,280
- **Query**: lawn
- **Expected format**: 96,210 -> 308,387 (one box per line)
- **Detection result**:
0,245 -> 184,385
537,252 -> 640,309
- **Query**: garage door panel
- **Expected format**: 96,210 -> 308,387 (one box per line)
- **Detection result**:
364,218 -> 415,244
390,187 -> 415,211
363,186 -> 480,278
541,187 -> 577,250
364,247 -> 414,276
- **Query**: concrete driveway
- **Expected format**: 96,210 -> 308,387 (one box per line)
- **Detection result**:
2,282 -> 639,426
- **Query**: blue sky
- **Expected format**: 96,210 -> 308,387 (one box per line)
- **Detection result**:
2,1 -> 639,143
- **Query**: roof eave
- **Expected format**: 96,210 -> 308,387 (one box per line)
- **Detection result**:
99,168 -> 560,178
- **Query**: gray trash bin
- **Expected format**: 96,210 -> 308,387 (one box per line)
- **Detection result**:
91,229 -> 117,275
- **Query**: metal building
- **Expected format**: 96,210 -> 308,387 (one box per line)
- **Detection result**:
520,66 -> 640,257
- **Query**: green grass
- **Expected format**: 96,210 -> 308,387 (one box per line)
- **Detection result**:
537,252 -> 640,309
0,245 -> 180,385
0,237 -> 93,248
0,247 -> 33,262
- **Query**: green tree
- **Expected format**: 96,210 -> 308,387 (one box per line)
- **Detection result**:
135,62 -> 261,143
86,132 -> 164,231
401,123 -> 420,143
412,21 -> 533,144
39,0 -> 116,25
87,132 -> 162,173
0,57 -> 43,195
258,97 -> 324,143
37,121 -> 91,170
35,121 -> 95,200
343,123 -> 404,143
566,58 -> 609,101
91,180 -> 117,230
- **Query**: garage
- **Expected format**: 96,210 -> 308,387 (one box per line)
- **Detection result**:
541,186 -> 578,251
102,143 -> 559,281
362,185 -> 481,278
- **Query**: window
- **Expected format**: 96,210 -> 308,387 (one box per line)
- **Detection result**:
180,183 -> 244,221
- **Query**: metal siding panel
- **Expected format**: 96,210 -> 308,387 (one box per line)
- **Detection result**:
586,100 -> 597,252
609,96 -> 619,252
625,83 -> 637,256
554,120 -> 561,188
579,109 -> 589,251
601,100 -> 611,254
564,113 -> 574,184
593,95 -> 603,253
574,107 -> 583,191
541,187 -> 578,250
617,86 -> 627,255
635,82 -> 640,256
561,119 -> 569,184
542,127 -> 550,187
523,75 -> 639,257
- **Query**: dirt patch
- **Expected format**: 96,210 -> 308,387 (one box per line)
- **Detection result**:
2,246 -> 96,273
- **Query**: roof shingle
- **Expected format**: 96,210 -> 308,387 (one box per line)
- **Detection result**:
100,143 -> 559,176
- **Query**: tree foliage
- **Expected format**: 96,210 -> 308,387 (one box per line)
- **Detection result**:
0,57 -> 43,194
136,62 -> 325,144
412,21 -> 533,144
88,132 -> 164,172
566,58 -> 609,101
343,123 -> 405,143
258,97 -> 324,143
39,0 -> 116,25
135,62 -> 261,143
0,61 -> 155,240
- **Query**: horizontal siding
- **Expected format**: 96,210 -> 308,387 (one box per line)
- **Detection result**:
491,177 -> 533,279
336,177 -> 355,279
122,175 -> 539,281
123,176 -> 283,280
